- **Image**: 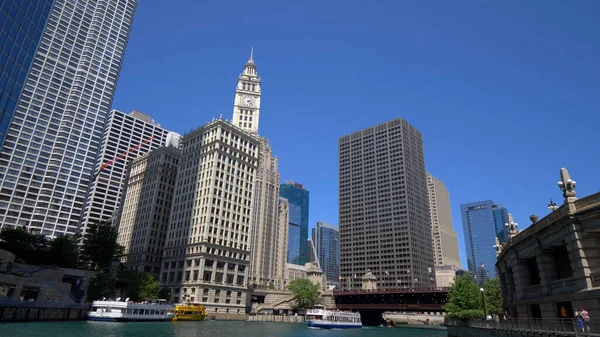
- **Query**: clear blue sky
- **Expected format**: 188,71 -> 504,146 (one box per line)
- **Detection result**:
112,0 -> 600,268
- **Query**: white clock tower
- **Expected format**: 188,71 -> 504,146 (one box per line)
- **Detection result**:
232,49 -> 261,134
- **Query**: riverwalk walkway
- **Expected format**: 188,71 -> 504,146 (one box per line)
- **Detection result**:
446,318 -> 600,337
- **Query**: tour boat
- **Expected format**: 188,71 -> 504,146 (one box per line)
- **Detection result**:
305,305 -> 362,329
88,298 -> 175,322
173,303 -> 207,321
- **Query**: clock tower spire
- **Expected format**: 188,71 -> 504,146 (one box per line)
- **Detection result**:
232,49 -> 261,134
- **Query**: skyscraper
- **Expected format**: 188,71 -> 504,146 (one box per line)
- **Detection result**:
117,145 -> 180,276
160,118 -> 259,313
492,204 -> 509,244
460,200 -> 508,284
0,0 -> 53,144
248,138 -> 286,288
311,221 -> 339,287
339,118 -> 433,289
427,173 -> 461,268
280,181 -> 309,265
275,197 -> 289,289
0,0 -> 138,236
81,110 -> 175,234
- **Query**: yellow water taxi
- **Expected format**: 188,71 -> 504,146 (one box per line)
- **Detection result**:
173,303 -> 207,321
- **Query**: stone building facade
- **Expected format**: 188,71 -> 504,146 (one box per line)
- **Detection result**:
496,168 -> 600,320
159,119 -> 259,314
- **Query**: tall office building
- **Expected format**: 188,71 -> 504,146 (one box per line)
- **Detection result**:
427,173 -> 461,268
0,0 -> 53,143
81,110 -> 174,235
160,118 -> 259,313
339,118 -> 433,289
0,0 -> 138,236
280,181 -> 309,265
311,221 -> 339,286
117,145 -> 180,276
460,200 -> 509,284
492,204 -> 509,244
248,138 -> 286,288
274,197 -> 289,289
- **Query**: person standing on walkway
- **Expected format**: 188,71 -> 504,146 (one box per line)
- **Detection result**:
575,309 -> 585,333
581,308 -> 590,333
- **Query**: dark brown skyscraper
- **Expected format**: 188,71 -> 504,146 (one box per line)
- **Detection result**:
338,118 -> 434,290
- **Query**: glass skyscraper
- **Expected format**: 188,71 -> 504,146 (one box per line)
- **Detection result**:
280,180 -> 309,265
0,0 -> 53,143
0,0 -> 138,236
460,200 -> 509,285
311,221 -> 339,286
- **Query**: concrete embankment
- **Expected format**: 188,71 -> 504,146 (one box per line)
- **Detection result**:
0,306 -> 89,322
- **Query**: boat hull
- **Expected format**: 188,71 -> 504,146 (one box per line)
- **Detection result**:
306,321 -> 362,329
88,316 -> 173,322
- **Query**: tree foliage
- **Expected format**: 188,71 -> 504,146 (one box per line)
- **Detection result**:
79,221 -> 124,271
118,269 -> 162,302
47,236 -> 79,268
86,273 -> 116,302
0,228 -> 48,265
158,286 -> 172,301
0,228 -> 78,268
445,275 -> 485,319
483,278 -> 504,316
287,278 -> 319,309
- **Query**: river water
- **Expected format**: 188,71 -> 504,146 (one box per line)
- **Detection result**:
0,321 -> 448,337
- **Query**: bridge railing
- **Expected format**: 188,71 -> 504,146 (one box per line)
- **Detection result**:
446,318 -> 600,336
334,287 -> 449,295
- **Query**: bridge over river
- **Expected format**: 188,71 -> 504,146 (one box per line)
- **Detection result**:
333,287 -> 448,326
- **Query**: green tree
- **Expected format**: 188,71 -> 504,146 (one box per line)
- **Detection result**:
79,221 -> 124,270
47,236 -> 79,268
444,275 -> 484,319
138,273 -> 161,300
118,269 -> 162,302
268,281 -> 276,290
0,228 -> 48,265
483,278 -> 504,316
86,273 -> 116,302
158,286 -> 172,301
287,278 -> 319,309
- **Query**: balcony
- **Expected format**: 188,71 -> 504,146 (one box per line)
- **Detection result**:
551,277 -> 578,295
525,284 -> 543,299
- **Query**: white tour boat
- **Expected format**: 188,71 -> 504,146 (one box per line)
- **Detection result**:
88,298 -> 175,322
305,304 -> 362,329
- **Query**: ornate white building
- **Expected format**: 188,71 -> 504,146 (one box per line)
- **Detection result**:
232,49 -> 261,134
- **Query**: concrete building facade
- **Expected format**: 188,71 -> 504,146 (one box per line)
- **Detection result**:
160,119 -> 259,314
496,168 -> 600,320
248,138 -> 286,289
339,117 -> 434,289
117,146 -> 180,276
274,198 -> 289,289
81,110 -> 174,235
427,173 -> 461,268
0,0 -> 138,236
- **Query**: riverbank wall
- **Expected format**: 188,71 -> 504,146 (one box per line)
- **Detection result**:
247,314 -> 304,323
0,306 -> 89,323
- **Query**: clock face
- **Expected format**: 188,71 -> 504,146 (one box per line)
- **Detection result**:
240,95 -> 255,107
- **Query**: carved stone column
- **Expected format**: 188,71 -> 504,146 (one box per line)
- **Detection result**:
565,221 -> 591,289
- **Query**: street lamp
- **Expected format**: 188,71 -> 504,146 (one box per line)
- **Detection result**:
547,198 -> 558,212
480,287 -> 487,319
